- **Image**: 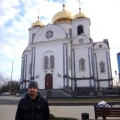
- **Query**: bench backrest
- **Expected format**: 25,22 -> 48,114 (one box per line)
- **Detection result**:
94,105 -> 120,119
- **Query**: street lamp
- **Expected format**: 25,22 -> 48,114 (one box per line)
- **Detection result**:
114,70 -> 119,86
10,61 -> 14,95
115,70 -> 120,78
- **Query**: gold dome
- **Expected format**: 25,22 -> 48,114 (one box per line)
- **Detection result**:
74,8 -> 87,19
31,16 -> 44,27
52,4 -> 73,24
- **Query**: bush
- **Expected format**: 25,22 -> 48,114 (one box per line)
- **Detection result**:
50,114 -> 79,120
50,114 -> 56,119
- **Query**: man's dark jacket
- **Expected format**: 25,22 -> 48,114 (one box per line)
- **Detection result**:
15,92 -> 50,120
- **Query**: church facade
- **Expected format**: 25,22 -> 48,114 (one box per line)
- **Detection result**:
20,4 -> 113,90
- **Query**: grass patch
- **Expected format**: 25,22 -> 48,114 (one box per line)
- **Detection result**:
50,114 -> 78,120
48,98 -> 120,103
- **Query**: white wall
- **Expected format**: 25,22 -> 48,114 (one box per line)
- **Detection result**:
26,52 -> 32,80
77,80 -> 90,87
57,22 -> 72,35
99,81 -> 108,87
34,43 -> 64,89
72,18 -> 90,38
96,51 -> 109,79
74,47 -> 90,78
28,27 -> 42,44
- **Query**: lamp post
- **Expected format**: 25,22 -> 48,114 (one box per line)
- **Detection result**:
72,80 -> 74,91
115,70 -> 120,78
115,70 -> 119,86
10,61 -> 14,95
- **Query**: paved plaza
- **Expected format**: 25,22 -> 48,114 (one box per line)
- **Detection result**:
0,105 -> 95,120
0,96 -> 120,120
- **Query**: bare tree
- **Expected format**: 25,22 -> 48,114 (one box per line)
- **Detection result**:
0,73 -> 20,94
0,74 -> 5,88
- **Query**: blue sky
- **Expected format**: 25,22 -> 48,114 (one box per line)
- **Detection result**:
0,0 -> 120,80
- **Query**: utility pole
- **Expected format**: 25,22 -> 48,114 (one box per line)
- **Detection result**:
10,61 -> 14,95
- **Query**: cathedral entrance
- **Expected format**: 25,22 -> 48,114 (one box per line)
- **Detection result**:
45,73 -> 53,90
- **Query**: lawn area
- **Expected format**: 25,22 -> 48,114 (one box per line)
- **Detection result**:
48,98 -> 120,103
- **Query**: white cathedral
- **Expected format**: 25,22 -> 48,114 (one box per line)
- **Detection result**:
20,4 -> 113,91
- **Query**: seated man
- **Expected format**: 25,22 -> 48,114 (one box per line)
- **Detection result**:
97,99 -> 110,119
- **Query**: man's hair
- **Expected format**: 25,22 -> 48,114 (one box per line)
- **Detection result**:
101,98 -> 103,101
28,81 -> 38,89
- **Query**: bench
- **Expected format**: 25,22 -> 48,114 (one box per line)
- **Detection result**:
94,105 -> 120,120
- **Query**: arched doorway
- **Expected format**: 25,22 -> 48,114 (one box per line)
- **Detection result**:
45,73 -> 53,90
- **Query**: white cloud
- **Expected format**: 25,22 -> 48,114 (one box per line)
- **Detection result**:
0,0 -> 20,26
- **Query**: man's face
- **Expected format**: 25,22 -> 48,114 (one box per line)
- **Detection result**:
28,87 -> 38,97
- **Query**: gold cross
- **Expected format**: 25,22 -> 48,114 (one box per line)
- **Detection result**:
38,8 -> 40,16
79,0 -> 81,8
37,8 -> 40,20
63,0 -> 65,4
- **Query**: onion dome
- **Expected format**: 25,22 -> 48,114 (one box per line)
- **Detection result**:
52,4 -> 73,24
31,16 -> 44,27
74,8 -> 87,19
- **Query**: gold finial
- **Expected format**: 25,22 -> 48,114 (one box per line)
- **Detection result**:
37,16 -> 39,21
37,8 -> 40,21
78,0 -> 81,13
63,4 -> 65,10
63,0 -> 65,10
79,7 -> 81,13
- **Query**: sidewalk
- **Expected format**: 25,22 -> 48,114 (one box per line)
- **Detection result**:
0,105 -> 95,120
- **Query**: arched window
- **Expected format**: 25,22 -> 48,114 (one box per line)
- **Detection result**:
50,55 -> 54,69
32,33 -> 36,42
79,58 -> 85,71
77,25 -> 84,35
99,61 -> 105,73
69,29 -> 72,38
44,56 -> 49,69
